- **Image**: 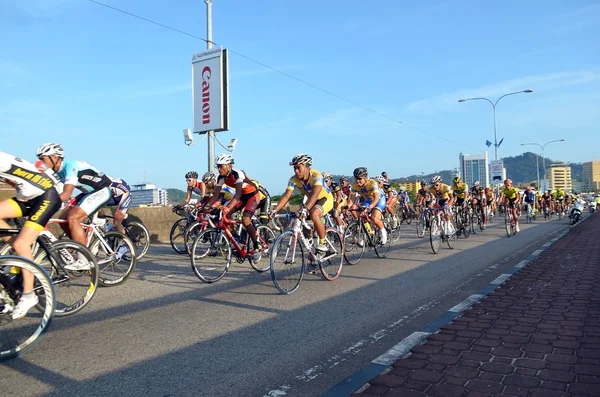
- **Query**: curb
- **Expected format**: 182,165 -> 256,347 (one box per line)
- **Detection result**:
324,220 -> 578,397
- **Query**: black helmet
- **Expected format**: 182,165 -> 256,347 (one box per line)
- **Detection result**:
185,171 -> 198,179
353,167 -> 368,178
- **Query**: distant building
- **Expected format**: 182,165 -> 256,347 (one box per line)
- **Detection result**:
130,183 -> 168,208
572,181 -> 586,193
459,152 -> 490,187
582,160 -> 600,191
546,162 -> 572,191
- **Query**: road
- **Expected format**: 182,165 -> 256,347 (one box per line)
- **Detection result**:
1,216 -> 576,397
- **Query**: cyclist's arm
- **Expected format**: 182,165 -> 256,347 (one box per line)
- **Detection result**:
368,189 -> 380,212
204,185 -> 223,208
59,183 -> 76,202
334,189 -> 342,206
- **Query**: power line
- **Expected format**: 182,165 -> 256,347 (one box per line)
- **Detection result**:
88,0 -> 474,149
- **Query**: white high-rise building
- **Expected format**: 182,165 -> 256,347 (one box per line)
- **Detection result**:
459,152 -> 490,187
130,183 -> 169,207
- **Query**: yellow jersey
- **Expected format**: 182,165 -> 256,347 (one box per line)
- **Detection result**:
430,183 -> 452,201
286,169 -> 332,201
252,179 -> 268,201
452,182 -> 469,199
501,186 -> 519,199
351,178 -> 381,201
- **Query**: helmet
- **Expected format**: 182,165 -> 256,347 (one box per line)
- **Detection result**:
185,171 -> 198,179
399,186 -> 406,191
36,143 -> 64,158
431,175 -> 442,184
353,167 -> 368,178
484,187 -> 490,193
474,181 -> 480,186
374,175 -> 385,183
322,172 -> 333,180
289,153 -> 312,166
420,179 -> 428,186
381,172 -> 388,178
340,176 -> 348,183
504,179 -> 512,185
452,176 -> 461,184
202,171 -> 216,183
215,153 -> 234,165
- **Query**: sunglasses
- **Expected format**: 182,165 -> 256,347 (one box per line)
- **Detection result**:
186,178 -> 195,182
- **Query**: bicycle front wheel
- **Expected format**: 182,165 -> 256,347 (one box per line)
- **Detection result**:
319,227 -> 343,281
416,213 -> 426,238
270,231 -> 305,295
91,231 -> 137,287
126,221 -> 150,260
34,241 -> 98,317
343,221 -> 365,265
430,217 -> 441,254
190,229 -> 231,283
169,218 -> 190,254
0,256 -> 56,361
249,225 -> 276,272
374,227 -> 391,258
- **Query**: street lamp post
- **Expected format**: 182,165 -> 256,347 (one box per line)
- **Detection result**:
205,0 -> 215,173
459,89 -> 533,160
520,139 -> 566,190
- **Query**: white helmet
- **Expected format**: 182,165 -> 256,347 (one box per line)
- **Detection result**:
322,172 -> 333,180
289,153 -> 312,166
215,153 -> 234,165
202,171 -> 216,183
399,186 -> 406,191
431,175 -> 442,184
374,175 -> 385,183
36,143 -> 64,158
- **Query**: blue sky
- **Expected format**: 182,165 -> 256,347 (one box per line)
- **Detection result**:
1,0 -> 599,194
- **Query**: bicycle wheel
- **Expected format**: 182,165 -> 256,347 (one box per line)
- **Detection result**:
248,225 -> 276,272
429,216 -> 441,254
416,213 -> 426,238
170,218 -> 190,254
0,256 -> 56,361
343,221 -> 365,265
374,227 -> 391,258
446,220 -> 457,249
90,231 -> 137,287
125,221 -> 150,260
270,231 -> 305,295
404,209 -> 413,225
184,220 -> 208,256
462,211 -> 471,238
34,241 -> 98,317
505,213 -> 512,237
190,229 -> 231,283
319,228 -> 343,281
389,221 -> 401,243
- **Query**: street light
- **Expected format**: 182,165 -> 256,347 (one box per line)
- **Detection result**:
459,89 -> 534,160
520,139 -> 566,190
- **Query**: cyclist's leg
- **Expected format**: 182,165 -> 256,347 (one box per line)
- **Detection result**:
238,192 -> 261,248
113,193 -> 132,233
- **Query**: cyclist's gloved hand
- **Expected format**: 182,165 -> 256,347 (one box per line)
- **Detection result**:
222,206 -> 231,216
269,210 -> 277,219
299,208 -> 309,218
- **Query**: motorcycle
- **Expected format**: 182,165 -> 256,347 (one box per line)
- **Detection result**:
569,199 -> 585,225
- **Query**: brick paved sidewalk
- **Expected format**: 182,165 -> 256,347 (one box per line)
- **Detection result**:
356,215 -> 600,397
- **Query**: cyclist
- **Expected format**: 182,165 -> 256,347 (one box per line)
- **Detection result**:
204,154 -> 263,257
554,187 -> 565,215
429,175 -> 455,234
271,154 -> 333,254
471,181 -> 487,228
37,142 -> 112,270
417,179 -> 433,209
177,171 -> 206,208
484,187 -> 495,217
0,151 -> 62,319
451,176 -> 469,209
348,167 -> 388,245
202,171 -> 235,208
522,185 -> 536,220
324,172 -> 347,232
252,179 -> 271,225
397,186 -> 410,222
542,190 -> 553,216
375,175 -> 398,228
381,171 -> 389,183
498,179 -> 521,233
104,177 -> 132,234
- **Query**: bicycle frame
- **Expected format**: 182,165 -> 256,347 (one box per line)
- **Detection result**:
285,214 -> 338,264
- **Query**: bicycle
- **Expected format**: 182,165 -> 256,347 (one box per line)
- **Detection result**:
47,211 -> 137,287
269,210 -> 344,295
470,205 -> 484,233
504,203 -> 517,237
101,214 -> 150,260
183,207 -> 220,255
416,206 -> 432,238
429,205 -> 457,254
453,203 -> 471,238
169,205 -> 200,254
0,226 -> 98,317
343,207 -> 391,265
398,204 -> 413,225
381,211 -> 401,243
190,210 -> 276,283
524,202 -> 535,224
0,255 -> 56,361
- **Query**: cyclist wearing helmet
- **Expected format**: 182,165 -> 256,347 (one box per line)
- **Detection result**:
104,176 -> 132,234
471,181 -> 487,228
324,172 -> 347,232
201,171 -> 235,208
498,179 -> 521,232
349,167 -> 388,245
429,175 -> 455,226
381,171 -> 389,183
271,154 -> 333,254
0,151 -> 62,318
451,176 -> 469,207
204,153 -> 264,256
177,171 -> 206,208
417,179 -> 433,209
375,175 -> 398,228
37,142 -> 112,270
397,185 -> 410,211
339,176 -> 352,203
484,187 -> 495,214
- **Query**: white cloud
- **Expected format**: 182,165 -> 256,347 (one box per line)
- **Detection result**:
405,70 -> 600,113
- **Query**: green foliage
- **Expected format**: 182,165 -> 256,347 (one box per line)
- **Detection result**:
166,188 -> 186,204
271,194 -> 304,206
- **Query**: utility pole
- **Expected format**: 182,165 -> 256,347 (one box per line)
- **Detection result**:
205,0 -> 215,173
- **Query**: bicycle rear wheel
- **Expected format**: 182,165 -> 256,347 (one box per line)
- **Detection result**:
319,228 -> 343,281
249,225 -> 276,272
91,231 -> 137,287
0,256 -> 56,361
446,220 -> 457,249
430,217 -> 441,254
505,213 -> 512,237
270,231 -> 305,295
343,221 -> 365,265
125,221 -> 150,260
184,220 -> 207,255
190,229 -> 231,283
374,227 -> 391,258
416,213 -> 426,238
170,218 -> 190,254
34,241 -> 98,317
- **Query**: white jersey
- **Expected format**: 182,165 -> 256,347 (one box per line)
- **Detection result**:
0,151 -> 59,201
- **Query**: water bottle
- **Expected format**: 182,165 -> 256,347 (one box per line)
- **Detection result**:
105,222 -> 114,232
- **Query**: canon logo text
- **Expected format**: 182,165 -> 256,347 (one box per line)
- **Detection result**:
202,66 -> 211,125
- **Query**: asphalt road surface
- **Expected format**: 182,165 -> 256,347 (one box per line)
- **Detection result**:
1,215 -> 577,397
